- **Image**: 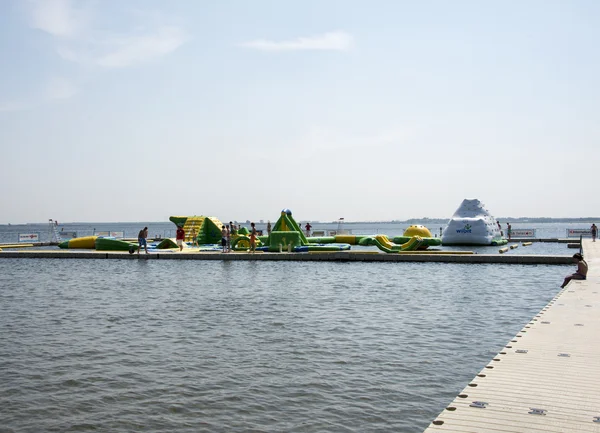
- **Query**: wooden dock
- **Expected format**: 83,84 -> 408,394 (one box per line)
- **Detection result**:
0,249 -> 573,265
424,239 -> 600,432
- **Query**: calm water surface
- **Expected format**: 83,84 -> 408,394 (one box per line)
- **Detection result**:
0,259 -> 566,432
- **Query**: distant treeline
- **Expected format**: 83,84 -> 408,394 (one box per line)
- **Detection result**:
325,217 -> 600,224
494,217 -> 600,223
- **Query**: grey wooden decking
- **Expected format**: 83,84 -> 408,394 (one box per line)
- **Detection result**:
424,239 -> 600,432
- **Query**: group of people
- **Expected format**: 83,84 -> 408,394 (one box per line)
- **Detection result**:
496,221 -> 512,239
221,224 -> 232,253
140,225 -> 195,253
137,219 -> 314,255
216,220 -> 311,252
218,221 -> 258,253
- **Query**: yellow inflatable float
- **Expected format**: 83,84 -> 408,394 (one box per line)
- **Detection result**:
58,236 -> 98,249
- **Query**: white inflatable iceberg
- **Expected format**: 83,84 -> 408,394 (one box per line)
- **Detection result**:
442,199 -> 506,246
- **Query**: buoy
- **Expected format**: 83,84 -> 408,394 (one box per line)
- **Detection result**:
499,247 -> 509,254
522,242 -> 532,247
510,244 -> 519,249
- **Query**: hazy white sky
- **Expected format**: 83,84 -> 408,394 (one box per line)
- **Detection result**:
1,0 -> 598,223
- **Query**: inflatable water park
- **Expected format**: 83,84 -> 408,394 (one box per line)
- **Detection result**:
168,210 -> 443,253
56,199 -> 511,253
58,208 -> 445,254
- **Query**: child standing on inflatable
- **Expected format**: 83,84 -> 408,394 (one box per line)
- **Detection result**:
176,225 -> 185,251
191,228 -> 198,247
305,222 -> 312,237
561,253 -> 588,288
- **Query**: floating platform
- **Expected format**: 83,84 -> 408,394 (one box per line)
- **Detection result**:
507,238 -> 579,243
0,250 -> 573,264
424,239 -> 600,432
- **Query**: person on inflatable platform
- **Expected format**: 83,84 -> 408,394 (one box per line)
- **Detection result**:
226,225 -> 231,253
137,227 -> 148,255
176,225 -> 185,251
191,228 -> 198,247
305,222 -> 312,237
250,222 -> 257,253
221,225 -> 227,253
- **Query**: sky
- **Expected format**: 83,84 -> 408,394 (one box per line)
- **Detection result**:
1,0 -> 599,223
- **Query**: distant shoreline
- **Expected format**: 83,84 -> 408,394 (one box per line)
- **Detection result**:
392,217 -> 600,225
2,217 -> 599,226
326,218 -> 599,225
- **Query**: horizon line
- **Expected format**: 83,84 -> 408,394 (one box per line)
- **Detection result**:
2,216 -> 600,225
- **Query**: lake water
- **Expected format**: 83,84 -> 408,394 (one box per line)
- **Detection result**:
0,257 -> 568,432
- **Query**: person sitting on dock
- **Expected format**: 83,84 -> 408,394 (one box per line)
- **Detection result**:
561,253 -> 588,288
